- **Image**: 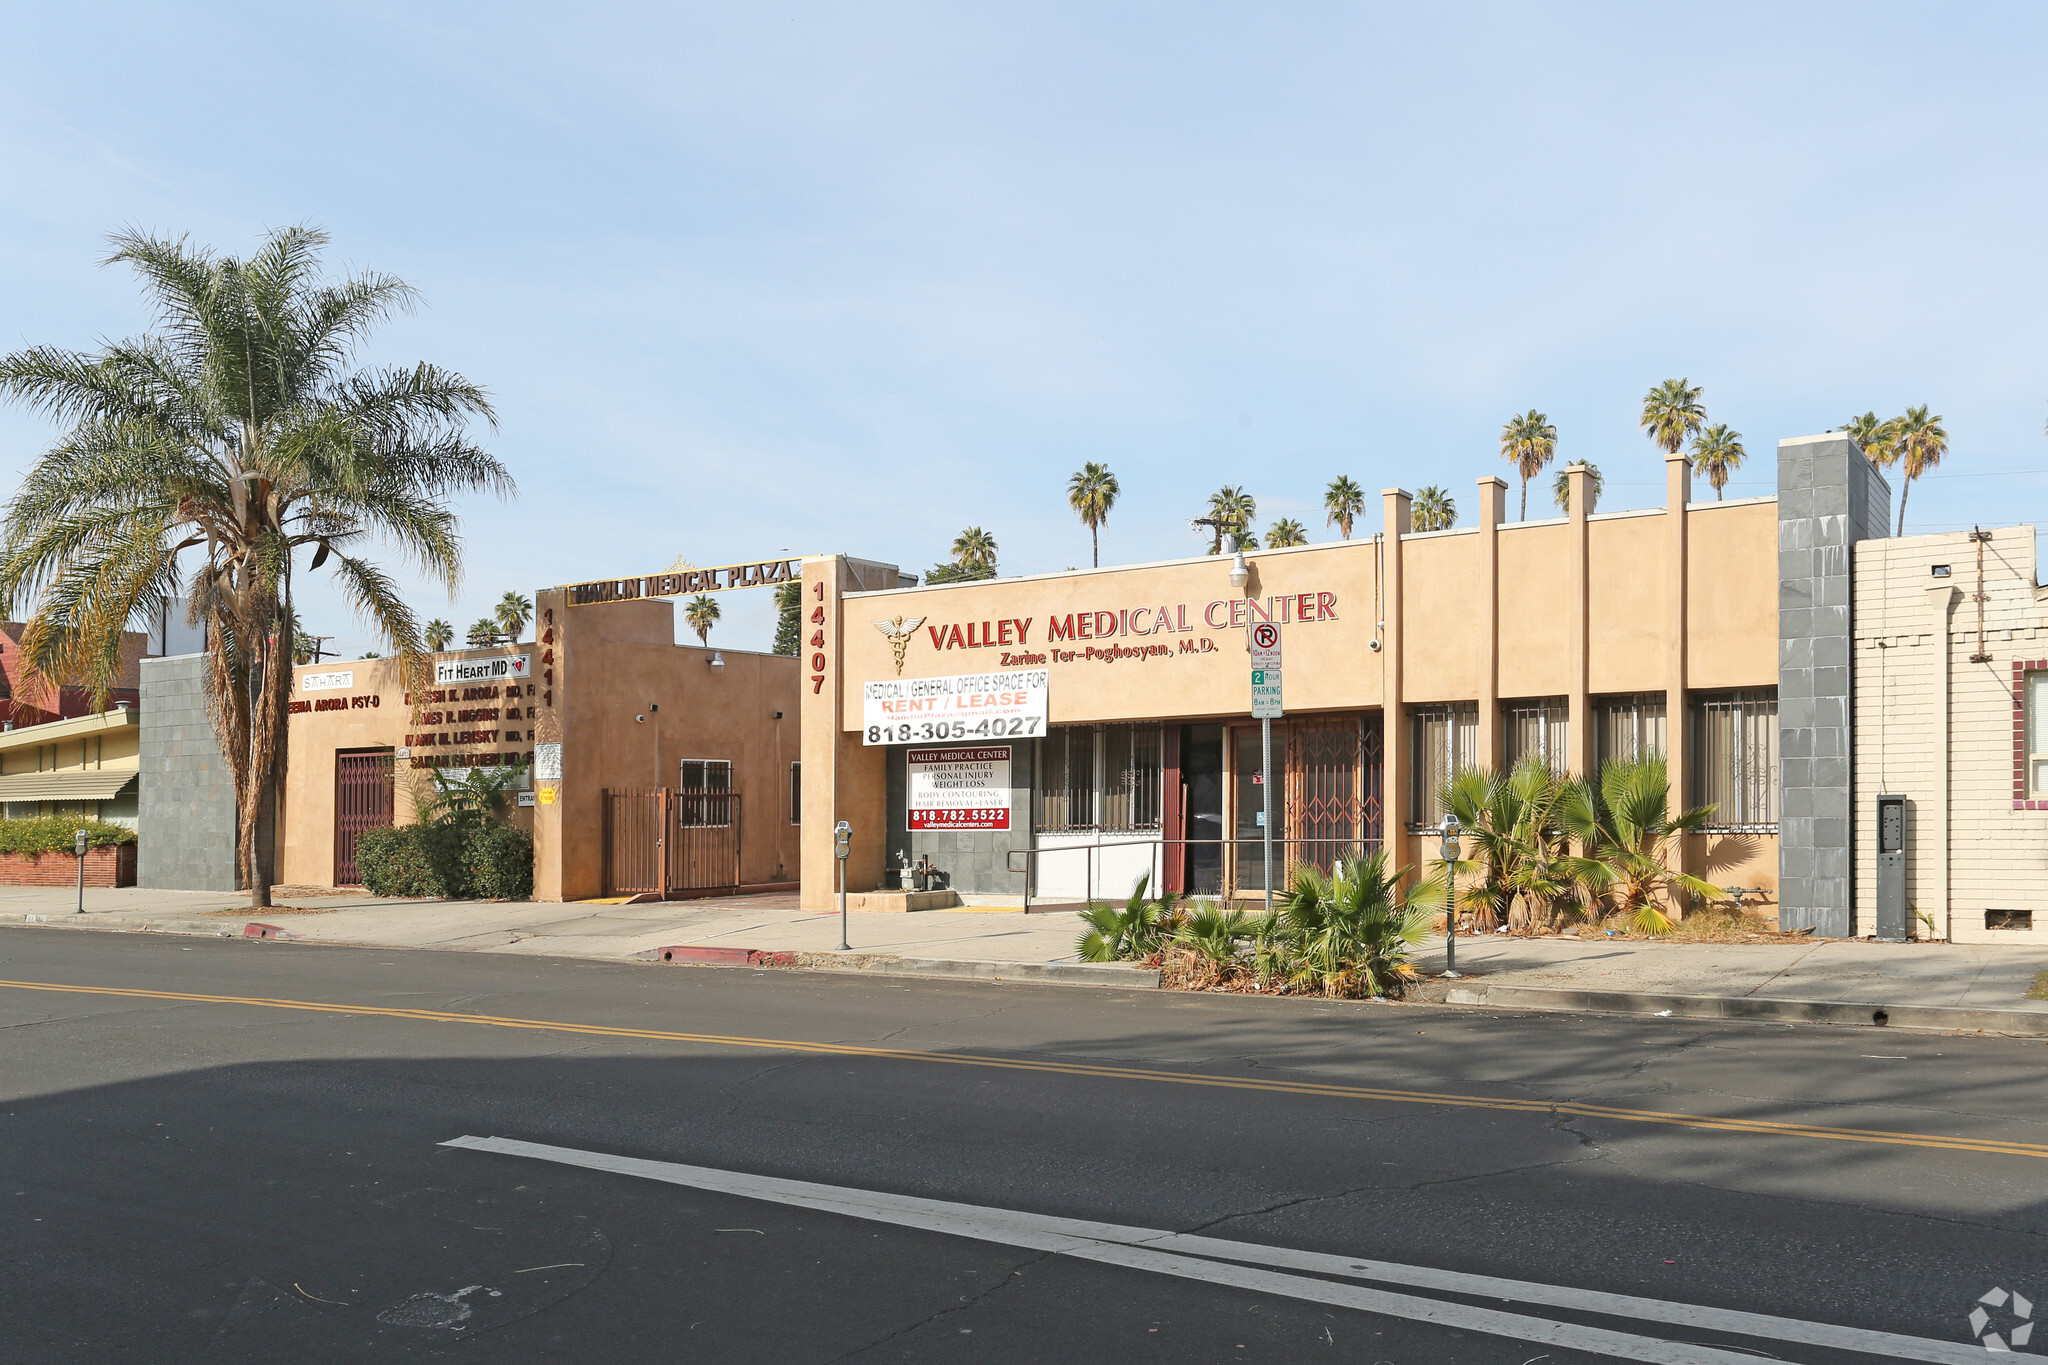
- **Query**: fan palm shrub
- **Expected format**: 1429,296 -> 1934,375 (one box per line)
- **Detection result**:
1075,873 -> 1179,962
1561,755 -> 1723,935
1174,901 -> 1254,965
1265,518 -> 1307,547
1274,853 -> 1433,997
1442,758 -> 1584,933
0,226 -> 509,906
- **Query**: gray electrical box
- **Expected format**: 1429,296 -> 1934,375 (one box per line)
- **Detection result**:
1875,794 -> 1906,941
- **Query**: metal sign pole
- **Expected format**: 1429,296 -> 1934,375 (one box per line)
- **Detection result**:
1261,718 -> 1273,915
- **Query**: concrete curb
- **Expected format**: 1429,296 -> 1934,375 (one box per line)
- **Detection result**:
790,952 -> 1161,989
1444,982 -> 2048,1036
2,912 -> 235,937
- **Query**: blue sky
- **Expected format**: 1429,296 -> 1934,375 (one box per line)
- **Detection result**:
3,3 -> 2045,655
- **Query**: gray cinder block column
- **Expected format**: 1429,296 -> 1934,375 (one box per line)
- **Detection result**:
1776,434 -> 1890,935
139,654 -> 241,891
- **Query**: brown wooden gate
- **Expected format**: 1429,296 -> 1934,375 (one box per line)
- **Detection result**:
334,749 -> 396,886
602,787 -> 744,897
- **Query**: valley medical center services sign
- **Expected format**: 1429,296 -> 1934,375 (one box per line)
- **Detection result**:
907,746 -> 1012,830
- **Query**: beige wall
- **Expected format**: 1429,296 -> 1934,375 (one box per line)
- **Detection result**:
1854,528 -> 2048,943
283,598 -> 800,898
0,708 -> 142,823
806,460 -> 1780,902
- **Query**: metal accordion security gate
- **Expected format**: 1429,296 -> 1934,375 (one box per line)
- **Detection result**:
602,788 -> 743,897
1282,713 -> 1383,872
334,749 -> 396,886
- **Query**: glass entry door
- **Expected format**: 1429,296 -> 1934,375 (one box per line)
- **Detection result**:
1233,726 -> 1271,894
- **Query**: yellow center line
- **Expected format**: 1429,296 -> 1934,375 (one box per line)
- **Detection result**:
6,977 -> 2044,1161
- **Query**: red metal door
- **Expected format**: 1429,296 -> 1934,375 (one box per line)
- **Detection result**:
334,750 -> 395,886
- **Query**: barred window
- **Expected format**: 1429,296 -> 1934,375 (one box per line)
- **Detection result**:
1410,703 -> 1478,828
1502,697 -> 1569,772
1035,725 -> 1161,832
679,758 -> 733,827
1690,690 -> 1776,829
2027,672 -> 2048,800
1594,693 -> 1667,770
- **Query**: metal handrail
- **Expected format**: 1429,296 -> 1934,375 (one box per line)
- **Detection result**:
1004,836 -> 1382,913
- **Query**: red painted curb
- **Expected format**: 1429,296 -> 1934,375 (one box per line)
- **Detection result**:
655,946 -> 794,967
243,923 -> 298,940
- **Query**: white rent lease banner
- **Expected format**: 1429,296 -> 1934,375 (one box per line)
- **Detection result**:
907,746 -> 1012,830
863,669 -> 1049,745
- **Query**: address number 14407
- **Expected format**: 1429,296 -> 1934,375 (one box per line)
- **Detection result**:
867,717 -> 1045,744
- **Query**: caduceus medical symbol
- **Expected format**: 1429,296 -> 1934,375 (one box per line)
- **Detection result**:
873,617 -> 925,676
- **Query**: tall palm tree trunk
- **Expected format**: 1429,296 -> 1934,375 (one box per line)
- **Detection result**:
1091,525 -> 1099,568
1519,478 -> 1528,521
1896,482 -> 1910,537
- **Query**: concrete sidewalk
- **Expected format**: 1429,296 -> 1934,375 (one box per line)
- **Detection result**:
5,886 -> 2048,1027
0,885 -> 1147,987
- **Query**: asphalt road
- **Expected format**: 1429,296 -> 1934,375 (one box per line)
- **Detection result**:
0,927 -> 2042,1364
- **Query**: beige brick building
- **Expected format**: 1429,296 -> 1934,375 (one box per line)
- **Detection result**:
1853,526 -> 2048,943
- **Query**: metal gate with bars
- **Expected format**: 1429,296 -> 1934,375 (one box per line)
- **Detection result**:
602,787 -> 743,897
334,750 -> 396,886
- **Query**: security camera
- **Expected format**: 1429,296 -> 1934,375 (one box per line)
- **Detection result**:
1367,638 -> 1383,653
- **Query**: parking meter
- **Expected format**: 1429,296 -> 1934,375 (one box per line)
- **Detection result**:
834,821 -> 852,950
73,828 -> 88,914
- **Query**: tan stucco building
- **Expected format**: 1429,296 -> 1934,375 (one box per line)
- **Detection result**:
279,592 -> 801,900
799,456 -> 1786,915
0,706 -> 141,824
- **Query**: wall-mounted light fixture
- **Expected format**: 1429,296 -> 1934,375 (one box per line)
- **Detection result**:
1228,550 -> 1249,592
707,651 -> 725,670
1931,564 -> 1951,578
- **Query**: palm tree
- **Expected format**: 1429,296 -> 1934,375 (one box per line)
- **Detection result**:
1561,754 -> 1722,935
1640,378 -> 1707,461
1323,475 -> 1365,540
1550,462 -> 1603,516
1891,405 -> 1947,535
1196,486 -> 1257,555
0,226 -> 508,907
771,580 -> 801,656
951,526 -> 998,575
1499,410 -> 1557,521
1688,425 -> 1745,500
683,594 -> 721,646
424,619 -> 454,651
1265,518 -> 1307,547
1410,485 -> 1457,532
1066,462 -> 1118,568
1839,411 -> 1902,529
494,591 -> 532,640
466,618 -> 499,646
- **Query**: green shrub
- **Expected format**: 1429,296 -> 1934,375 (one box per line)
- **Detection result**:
0,817 -> 136,856
354,821 -> 532,900
463,823 -> 533,900
353,824 -> 466,898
